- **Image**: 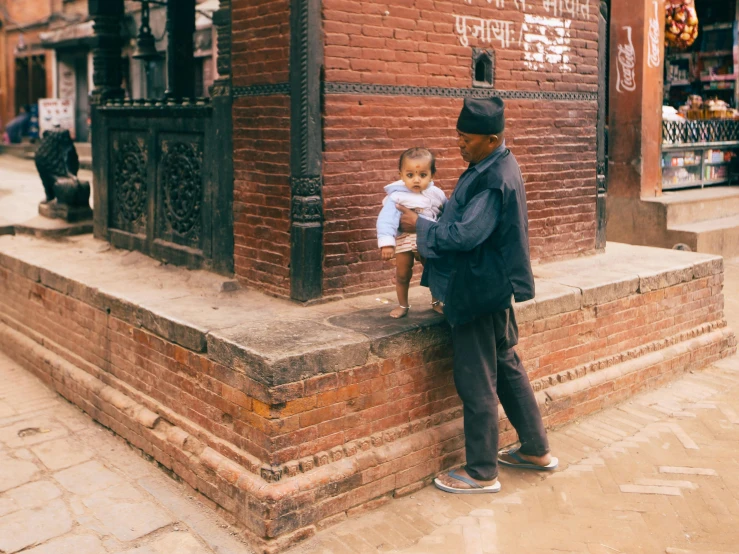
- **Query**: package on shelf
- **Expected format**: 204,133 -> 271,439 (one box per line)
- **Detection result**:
704,164 -> 728,181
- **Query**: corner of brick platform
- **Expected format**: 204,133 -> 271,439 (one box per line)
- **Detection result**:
0,238 -> 736,553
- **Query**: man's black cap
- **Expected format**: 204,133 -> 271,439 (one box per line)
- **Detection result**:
456,97 -> 505,135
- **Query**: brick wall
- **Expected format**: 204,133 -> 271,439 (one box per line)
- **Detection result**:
323,95 -> 598,296
232,0 -> 291,295
233,97 -> 292,296
0,255 -> 728,477
0,250 -> 734,546
320,0 -> 601,296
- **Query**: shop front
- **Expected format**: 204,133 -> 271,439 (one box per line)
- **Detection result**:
662,0 -> 739,190
608,0 -> 739,258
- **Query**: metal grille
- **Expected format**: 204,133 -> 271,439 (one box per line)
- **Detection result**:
663,120 -> 739,145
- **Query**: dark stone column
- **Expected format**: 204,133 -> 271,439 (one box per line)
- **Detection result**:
289,0 -> 323,302
89,0 -> 125,105
595,0 -> 609,250
209,0 -> 234,274
89,0 -> 124,242
165,0 -> 196,100
212,0 -> 232,96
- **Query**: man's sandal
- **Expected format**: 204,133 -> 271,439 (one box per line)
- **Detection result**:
498,447 -> 558,471
390,305 -> 410,319
434,470 -> 501,494
431,300 -> 444,314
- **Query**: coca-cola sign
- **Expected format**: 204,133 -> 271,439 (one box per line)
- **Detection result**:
616,26 -> 637,93
647,1 -> 661,69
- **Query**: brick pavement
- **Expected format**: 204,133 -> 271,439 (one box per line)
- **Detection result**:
0,350 -> 251,554
284,355 -> 739,554
3,341 -> 738,554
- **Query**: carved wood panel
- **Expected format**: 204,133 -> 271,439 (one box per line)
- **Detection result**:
110,133 -> 148,236
156,135 -> 204,249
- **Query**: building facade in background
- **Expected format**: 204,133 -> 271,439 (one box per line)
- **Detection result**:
0,0 -> 216,142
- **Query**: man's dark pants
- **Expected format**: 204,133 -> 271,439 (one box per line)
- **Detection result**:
451,307 -> 549,481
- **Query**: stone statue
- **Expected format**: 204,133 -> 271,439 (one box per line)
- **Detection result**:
34,128 -> 92,223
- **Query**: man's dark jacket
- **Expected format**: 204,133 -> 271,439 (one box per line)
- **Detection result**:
442,149 -> 535,326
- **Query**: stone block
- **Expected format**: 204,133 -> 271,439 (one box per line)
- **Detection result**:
82,484 -> 173,541
0,500 -> 73,553
0,481 -> 62,517
14,215 -> 93,238
0,455 -> 39,493
692,256 -> 723,279
122,532 -> 208,554
638,266 -> 694,293
31,438 -> 94,470
23,535 -> 105,554
533,280 -> 582,320
53,460 -> 124,495
207,320 -> 369,386
0,251 -> 40,282
327,306 -> 449,360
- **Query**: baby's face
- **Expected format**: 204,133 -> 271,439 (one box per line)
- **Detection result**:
399,157 -> 433,193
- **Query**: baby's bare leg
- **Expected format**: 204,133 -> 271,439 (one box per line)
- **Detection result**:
391,252 -> 415,319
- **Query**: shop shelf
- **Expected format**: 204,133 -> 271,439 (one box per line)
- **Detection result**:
702,84 -> 735,91
703,178 -> 732,186
698,50 -> 734,57
700,74 -> 737,81
703,23 -> 734,31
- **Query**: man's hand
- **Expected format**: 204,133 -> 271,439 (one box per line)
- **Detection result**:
397,205 -> 419,233
381,246 -> 395,261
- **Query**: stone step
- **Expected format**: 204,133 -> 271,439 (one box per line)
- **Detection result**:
0,142 -> 91,169
75,142 -> 92,159
656,187 -> 739,227
669,214 -> 739,257
0,143 -> 35,160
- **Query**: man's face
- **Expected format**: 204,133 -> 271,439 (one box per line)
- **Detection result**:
457,131 -> 496,164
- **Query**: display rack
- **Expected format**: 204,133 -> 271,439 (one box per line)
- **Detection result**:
662,121 -> 739,190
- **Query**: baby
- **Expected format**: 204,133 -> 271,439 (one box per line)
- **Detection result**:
377,147 -> 447,318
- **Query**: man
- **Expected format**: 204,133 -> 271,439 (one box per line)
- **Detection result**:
397,97 -> 557,494
4,105 -> 31,144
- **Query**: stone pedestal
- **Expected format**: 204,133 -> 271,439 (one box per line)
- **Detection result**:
39,200 -> 93,224
14,215 -> 93,238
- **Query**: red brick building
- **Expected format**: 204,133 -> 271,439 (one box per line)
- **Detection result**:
233,0 -> 606,301
2,3 -> 738,552
0,0 -> 58,131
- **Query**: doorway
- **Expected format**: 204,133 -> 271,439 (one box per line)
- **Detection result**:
596,0 -> 610,249
14,55 -> 46,114
74,55 -> 89,141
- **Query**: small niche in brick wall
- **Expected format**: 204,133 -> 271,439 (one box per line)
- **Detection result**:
472,49 -> 494,88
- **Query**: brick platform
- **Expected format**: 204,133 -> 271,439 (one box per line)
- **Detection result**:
0,235 -> 734,552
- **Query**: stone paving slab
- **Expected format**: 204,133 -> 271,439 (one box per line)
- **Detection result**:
0,350 -> 251,554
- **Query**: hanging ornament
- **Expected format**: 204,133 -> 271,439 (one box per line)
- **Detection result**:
665,0 -> 699,49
